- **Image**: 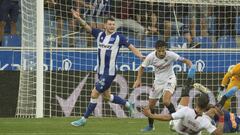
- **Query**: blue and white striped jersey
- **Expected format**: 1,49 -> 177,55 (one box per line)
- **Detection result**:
92,28 -> 130,76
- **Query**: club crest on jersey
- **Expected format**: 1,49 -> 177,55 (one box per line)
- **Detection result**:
110,37 -> 115,42
98,78 -> 106,89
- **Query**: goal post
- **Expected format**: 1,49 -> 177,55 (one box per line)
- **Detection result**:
16,0 -> 240,118
36,0 -> 44,118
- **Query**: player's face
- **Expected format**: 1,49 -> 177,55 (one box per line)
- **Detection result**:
105,20 -> 116,34
156,46 -> 166,59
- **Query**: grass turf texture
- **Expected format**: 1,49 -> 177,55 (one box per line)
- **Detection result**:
0,117 -> 237,135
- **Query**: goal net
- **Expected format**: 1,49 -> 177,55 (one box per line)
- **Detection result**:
16,0 -> 240,118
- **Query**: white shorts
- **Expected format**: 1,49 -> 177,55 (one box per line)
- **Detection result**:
149,77 -> 176,99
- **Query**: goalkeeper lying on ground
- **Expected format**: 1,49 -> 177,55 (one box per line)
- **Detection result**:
194,83 -> 240,133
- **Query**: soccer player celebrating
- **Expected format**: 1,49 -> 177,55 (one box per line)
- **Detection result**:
218,63 -> 240,109
70,9 -> 145,127
133,40 -> 194,132
142,80 -> 238,135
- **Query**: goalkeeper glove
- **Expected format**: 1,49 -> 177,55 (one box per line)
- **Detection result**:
187,64 -> 196,79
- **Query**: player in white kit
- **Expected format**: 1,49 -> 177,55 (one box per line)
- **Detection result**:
133,40 -> 194,131
142,79 -> 228,135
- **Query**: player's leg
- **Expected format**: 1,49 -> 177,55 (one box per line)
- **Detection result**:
102,89 -> 135,116
163,91 -> 175,113
223,79 -> 240,109
217,86 -> 238,109
193,83 -> 210,94
163,77 -> 177,114
179,78 -> 193,106
141,99 -> 158,132
71,74 -> 115,127
141,83 -> 163,132
71,88 -> 101,126
193,83 -> 238,109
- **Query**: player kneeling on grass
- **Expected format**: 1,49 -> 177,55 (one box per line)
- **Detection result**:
194,83 -> 240,133
133,40 -> 194,132
142,78 -> 238,135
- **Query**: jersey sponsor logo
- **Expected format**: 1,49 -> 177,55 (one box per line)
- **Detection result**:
99,43 -> 112,49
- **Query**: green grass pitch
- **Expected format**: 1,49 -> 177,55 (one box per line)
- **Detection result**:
0,117 -> 237,135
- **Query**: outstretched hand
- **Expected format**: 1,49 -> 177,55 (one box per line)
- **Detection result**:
71,9 -> 81,20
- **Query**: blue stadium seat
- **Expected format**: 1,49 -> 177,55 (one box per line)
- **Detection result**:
216,36 -> 237,48
144,35 -> 160,48
167,36 -> 187,48
235,16 -> 240,35
2,35 -> 21,47
193,36 -> 213,48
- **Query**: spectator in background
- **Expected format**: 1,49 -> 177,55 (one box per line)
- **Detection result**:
135,1 -> 159,36
195,5 -> 215,37
54,0 -> 80,47
158,3 -> 199,48
111,0 -> 145,39
214,5 -> 236,39
0,0 -> 20,46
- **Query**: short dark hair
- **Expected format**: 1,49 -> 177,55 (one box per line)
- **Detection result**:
155,40 -> 168,49
104,17 -> 115,23
195,93 -> 209,110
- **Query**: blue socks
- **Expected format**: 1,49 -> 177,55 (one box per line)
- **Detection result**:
225,87 -> 238,98
112,95 -> 126,105
84,98 -> 97,118
83,95 -> 127,118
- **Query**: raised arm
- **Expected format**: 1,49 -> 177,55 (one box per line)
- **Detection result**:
71,9 -> 92,33
128,44 -> 145,61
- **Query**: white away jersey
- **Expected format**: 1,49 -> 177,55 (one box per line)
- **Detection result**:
92,28 -> 130,76
141,51 -> 180,84
171,106 -> 216,135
